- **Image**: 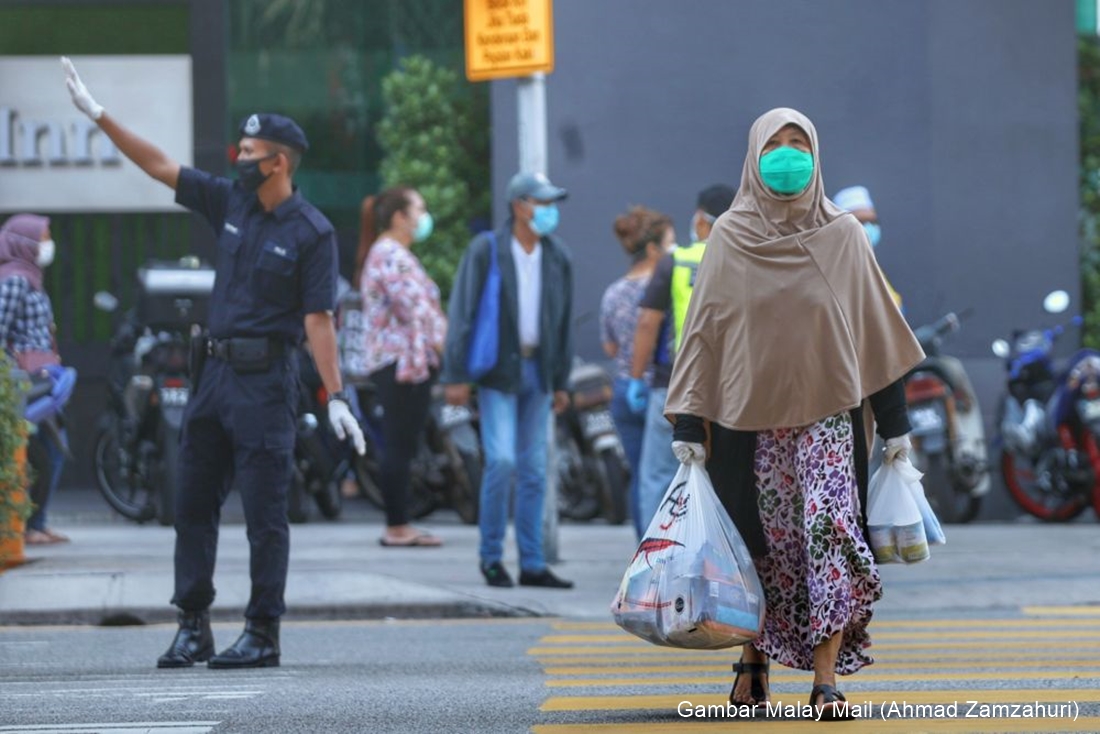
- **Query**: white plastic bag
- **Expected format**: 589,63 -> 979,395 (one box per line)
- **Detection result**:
610,462 -> 765,649
908,467 -> 946,546
867,457 -> 930,564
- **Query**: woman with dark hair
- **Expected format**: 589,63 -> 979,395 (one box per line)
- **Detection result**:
0,214 -> 69,545
600,206 -> 674,539
355,188 -> 447,546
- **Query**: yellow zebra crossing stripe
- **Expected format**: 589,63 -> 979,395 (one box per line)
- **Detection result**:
531,615 -> 1100,732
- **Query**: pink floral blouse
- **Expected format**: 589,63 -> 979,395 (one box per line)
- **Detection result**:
360,237 -> 447,384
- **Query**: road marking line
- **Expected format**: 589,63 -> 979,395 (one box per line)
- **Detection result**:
540,658 -> 1100,675
527,639 -> 1100,656
553,618 -> 1100,631
1023,605 -> 1100,616
544,669 -> 1100,687
538,630 -> 1100,644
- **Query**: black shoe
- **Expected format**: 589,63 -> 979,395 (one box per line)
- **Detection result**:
480,561 -> 514,588
157,609 -> 214,668
519,568 -> 574,589
207,619 -> 280,669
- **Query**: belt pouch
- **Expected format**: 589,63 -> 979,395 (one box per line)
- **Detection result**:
229,338 -> 272,374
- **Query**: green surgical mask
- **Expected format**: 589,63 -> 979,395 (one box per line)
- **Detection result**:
758,146 -> 814,195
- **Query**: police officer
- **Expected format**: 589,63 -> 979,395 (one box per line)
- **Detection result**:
62,58 -> 365,669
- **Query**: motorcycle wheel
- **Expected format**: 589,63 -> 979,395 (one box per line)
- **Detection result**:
597,448 -> 630,526
442,422 -> 481,525
155,419 -> 181,528
314,476 -> 343,520
354,445 -> 386,510
287,463 -> 311,524
917,452 -> 980,524
1001,449 -> 1089,522
94,421 -> 156,523
555,425 -> 600,522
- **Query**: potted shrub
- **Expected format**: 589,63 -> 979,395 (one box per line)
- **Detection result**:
0,355 -> 31,570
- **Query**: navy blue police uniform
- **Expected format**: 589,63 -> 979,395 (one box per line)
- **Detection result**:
171,114 -> 337,621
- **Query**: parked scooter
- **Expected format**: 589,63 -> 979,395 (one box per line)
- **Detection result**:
286,348 -> 346,524
555,357 -> 631,525
903,310 -> 989,523
351,383 -> 482,525
92,258 -> 213,526
993,289 -> 1100,521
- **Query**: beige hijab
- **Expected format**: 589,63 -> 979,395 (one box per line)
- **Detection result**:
664,107 -> 924,432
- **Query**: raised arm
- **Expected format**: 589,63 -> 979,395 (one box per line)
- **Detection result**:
62,57 -> 180,189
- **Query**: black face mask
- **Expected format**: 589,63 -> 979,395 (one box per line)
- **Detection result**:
235,153 -> 278,192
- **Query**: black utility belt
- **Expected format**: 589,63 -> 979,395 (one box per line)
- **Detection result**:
206,337 -> 287,374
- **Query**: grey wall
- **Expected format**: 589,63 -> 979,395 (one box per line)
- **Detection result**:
491,0 -> 1080,520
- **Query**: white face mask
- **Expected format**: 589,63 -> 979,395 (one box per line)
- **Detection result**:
37,239 -> 55,268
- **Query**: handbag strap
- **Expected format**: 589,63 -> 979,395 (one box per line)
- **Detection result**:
485,231 -> 498,270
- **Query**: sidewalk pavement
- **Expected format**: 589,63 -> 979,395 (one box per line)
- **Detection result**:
2,491 -> 1099,626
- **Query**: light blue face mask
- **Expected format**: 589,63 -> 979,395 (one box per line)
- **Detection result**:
414,211 -> 434,242
862,221 -> 882,248
531,203 -> 560,236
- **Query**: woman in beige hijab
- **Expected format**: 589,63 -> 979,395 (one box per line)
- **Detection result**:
664,108 -> 924,719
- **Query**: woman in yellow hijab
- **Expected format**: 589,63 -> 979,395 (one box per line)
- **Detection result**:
665,108 -> 924,719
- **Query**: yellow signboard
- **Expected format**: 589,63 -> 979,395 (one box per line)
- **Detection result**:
464,0 -> 554,82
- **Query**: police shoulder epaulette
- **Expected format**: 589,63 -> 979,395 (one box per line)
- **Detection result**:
301,205 -> 334,235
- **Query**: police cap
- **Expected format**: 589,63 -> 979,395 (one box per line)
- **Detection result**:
238,113 -> 309,153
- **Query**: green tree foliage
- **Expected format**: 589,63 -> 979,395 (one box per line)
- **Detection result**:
0,357 -> 31,539
377,55 -> 491,300
1080,36 -> 1100,347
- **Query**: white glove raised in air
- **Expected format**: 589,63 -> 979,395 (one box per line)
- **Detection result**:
61,56 -> 104,120
328,398 -> 366,456
884,434 -> 911,465
672,440 -> 706,464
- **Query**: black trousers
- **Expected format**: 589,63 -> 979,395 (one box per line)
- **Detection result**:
369,363 -> 434,527
172,355 -> 298,619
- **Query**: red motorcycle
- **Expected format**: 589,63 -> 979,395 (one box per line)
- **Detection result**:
993,290 -> 1100,521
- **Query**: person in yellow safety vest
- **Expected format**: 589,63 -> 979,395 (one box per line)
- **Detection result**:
628,184 -> 736,534
833,185 -> 903,310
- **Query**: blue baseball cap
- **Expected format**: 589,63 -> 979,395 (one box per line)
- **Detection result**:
506,171 -> 567,202
238,113 -> 309,153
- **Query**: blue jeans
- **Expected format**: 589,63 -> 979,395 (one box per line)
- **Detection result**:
610,377 -> 646,538
636,387 -> 679,535
26,428 -> 67,532
478,358 -> 552,572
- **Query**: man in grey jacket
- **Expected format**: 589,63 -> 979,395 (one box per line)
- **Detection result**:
442,172 -> 574,589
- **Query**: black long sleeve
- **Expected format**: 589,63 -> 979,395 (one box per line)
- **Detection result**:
672,413 -> 706,443
869,378 -> 911,440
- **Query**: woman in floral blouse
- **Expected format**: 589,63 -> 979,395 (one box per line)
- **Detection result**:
354,188 -> 447,547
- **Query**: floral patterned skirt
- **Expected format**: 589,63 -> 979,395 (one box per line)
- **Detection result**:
750,412 -> 882,674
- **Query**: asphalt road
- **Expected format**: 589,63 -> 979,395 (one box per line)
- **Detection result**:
3,610 -> 1100,733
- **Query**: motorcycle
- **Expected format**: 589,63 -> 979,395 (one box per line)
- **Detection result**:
92,258 -> 214,526
286,348 -> 346,524
993,289 -> 1100,522
903,310 -> 989,523
555,358 -> 631,525
351,383 -> 482,525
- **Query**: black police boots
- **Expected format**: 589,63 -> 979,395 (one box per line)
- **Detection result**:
207,618 -> 280,669
157,609 -> 215,668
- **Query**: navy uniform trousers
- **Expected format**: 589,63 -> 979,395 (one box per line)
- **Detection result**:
171,352 -> 299,620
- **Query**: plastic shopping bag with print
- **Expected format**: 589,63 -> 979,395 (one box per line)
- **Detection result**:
867,457 -> 931,564
610,461 -> 765,649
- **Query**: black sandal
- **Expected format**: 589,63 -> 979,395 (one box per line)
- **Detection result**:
729,658 -> 769,709
809,683 -> 852,721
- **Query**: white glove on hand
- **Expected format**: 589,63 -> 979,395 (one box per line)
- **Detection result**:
328,399 -> 366,456
61,56 -> 104,120
672,440 -> 706,464
884,434 -> 911,465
